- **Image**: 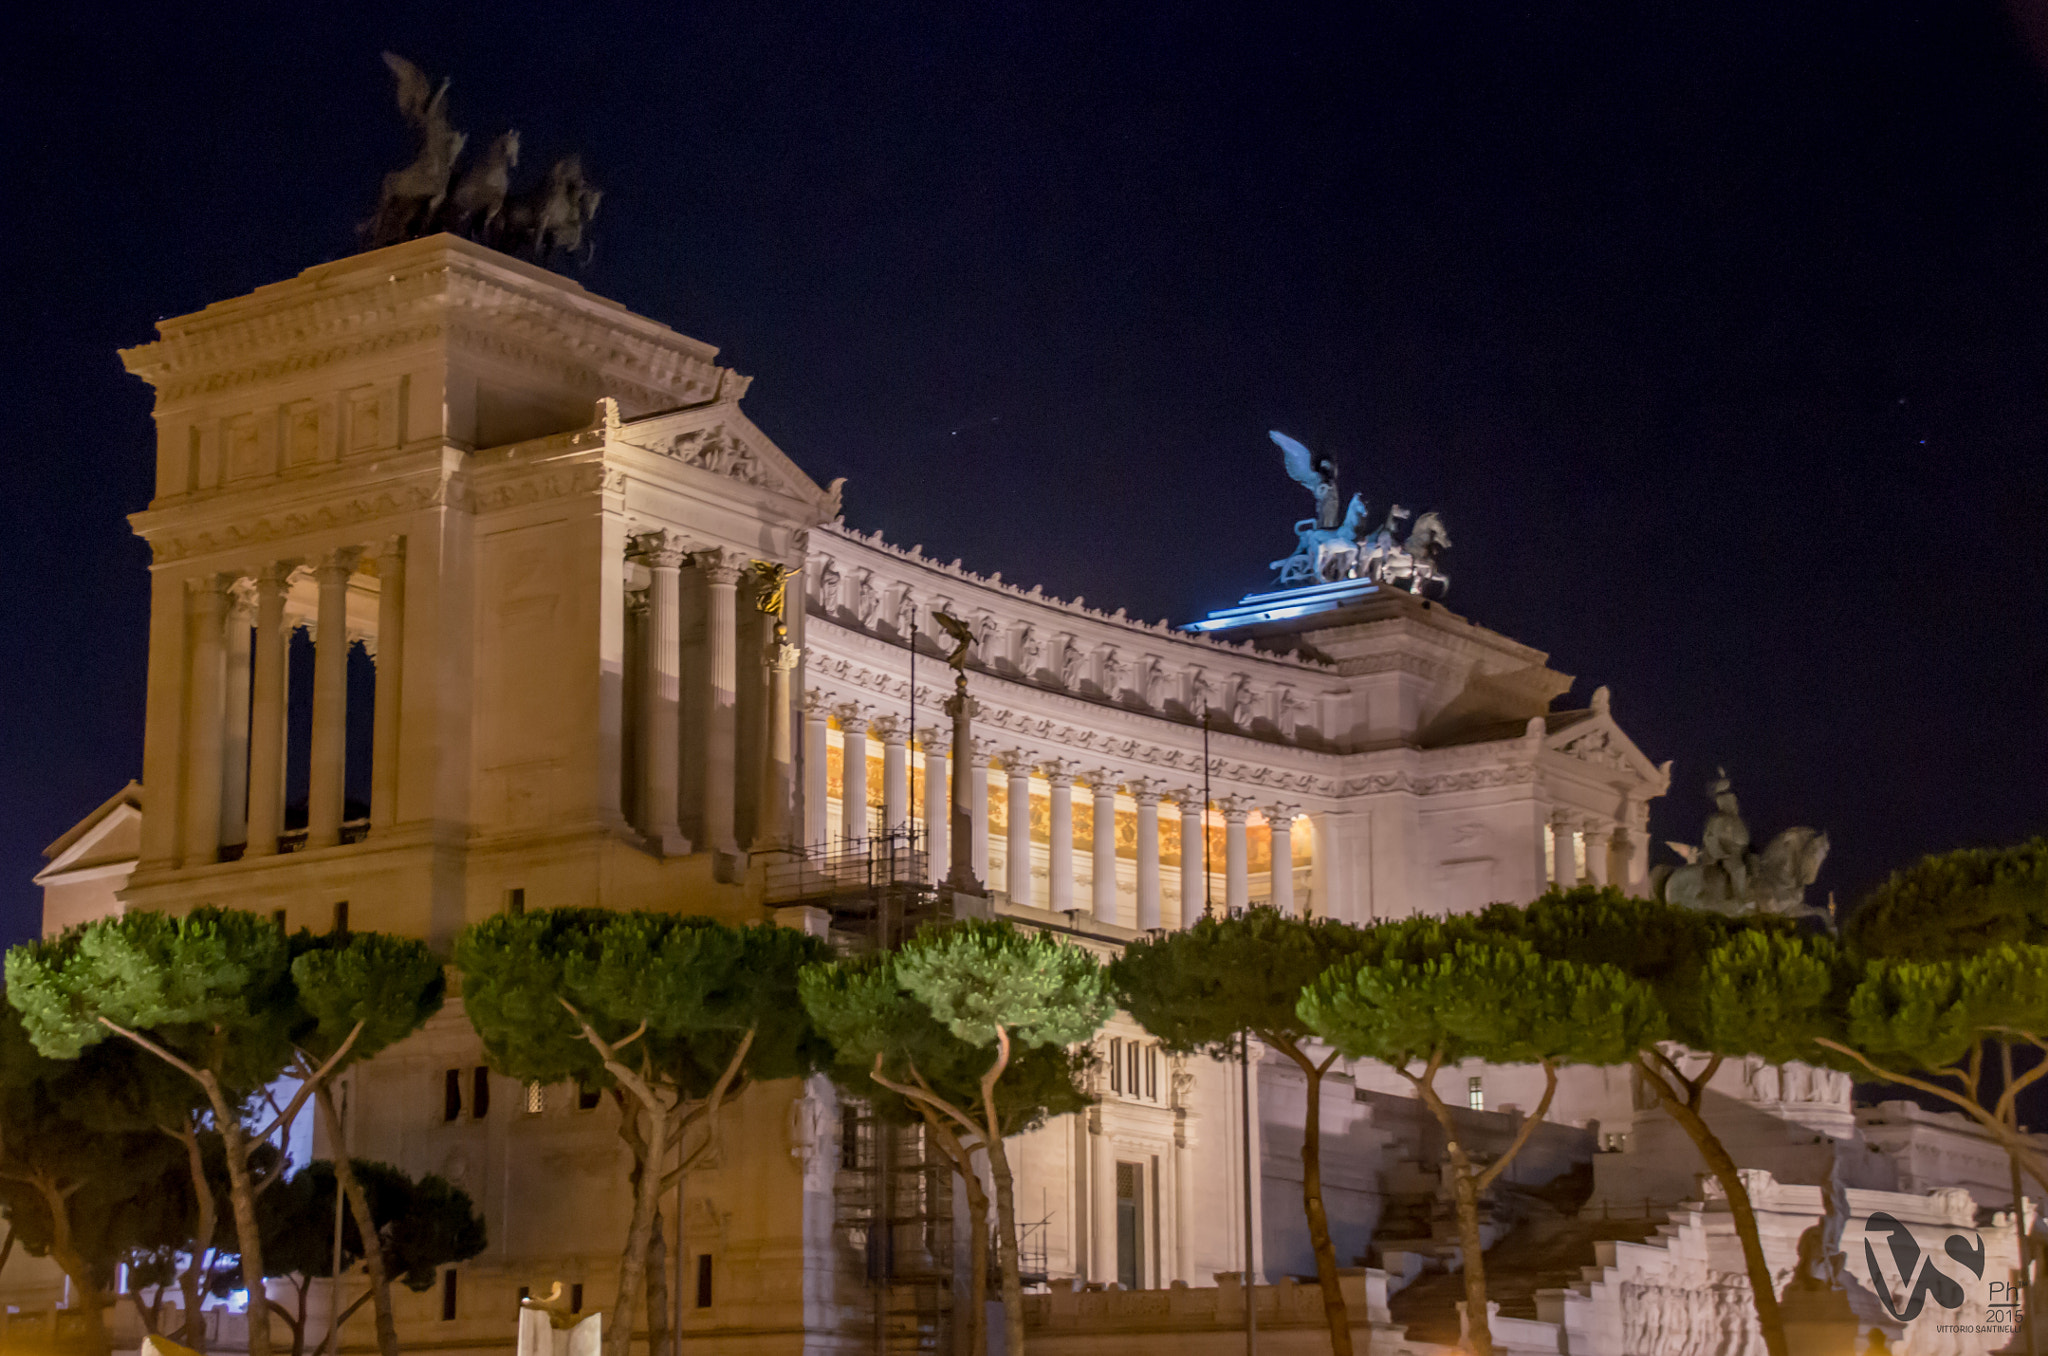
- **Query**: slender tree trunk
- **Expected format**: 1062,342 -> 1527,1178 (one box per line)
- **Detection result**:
205,1075 -> 275,1356
985,1135 -> 1024,1356
315,1081 -> 399,1356
646,1205 -> 670,1356
916,1107 -> 990,1356
1632,1052 -> 1788,1356
168,1119 -> 215,1351
1274,1041 -> 1351,1356
2002,1042 -> 2040,1356
33,1179 -> 109,1356
608,1098 -> 670,1356
1408,1084 -> 1495,1356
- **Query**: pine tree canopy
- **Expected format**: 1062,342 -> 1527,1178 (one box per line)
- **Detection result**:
1845,839 -> 2048,962
890,919 -> 1111,1050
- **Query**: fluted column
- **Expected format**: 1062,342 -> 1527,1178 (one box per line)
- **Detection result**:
1551,813 -> 1576,888
877,716 -> 909,837
1132,781 -> 1163,931
700,548 -> 743,856
1004,752 -> 1034,905
370,537 -> 406,831
245,564 -> 291,857
1584,824 -> 1612,887
181,576 -> 229,863
802,690 -> 831,849
1222,797 -> 1252,913
759,624 -> 801,849
636,536 -> 688,855
969,738 -> 992,885
1177,791 -> 1205,927
1090,772 -> 1119,925
1089,1108 -> 1119,1284
218,584 -> 254,851
1266,804 -> 1298,915
307,549 -> 358,850
920,726 -> 949,884
1045,762 -> 1076,914
839,710 -> 871,848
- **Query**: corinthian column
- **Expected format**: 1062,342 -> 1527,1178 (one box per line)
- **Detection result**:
307,549 -> 359,850
802,690 -> 831,849
1045,761 -> 1076,914
1176,790 -> 1205,928
1132,781 -> 1163,931
1222,797 -> 1252,913
636,535 -> 688,855
1089,772 -> 1118,925
1551,813 -> 1576,888
919,726 -> 949,884
219,583 -> 254,852
839,708 -> 871,848
758,626 -> 801,849
1004,752 -> 1034,906
370,537 -> 406,830
245,564 -> 292,857
877,716 -> 909,837
1265,804 -> 1298,915
1584,824 -> 1613,888
700,548 -> 743,857
182,576 -> 229,864
1089,1108 -> 1118,1284
969,737 -> 993,884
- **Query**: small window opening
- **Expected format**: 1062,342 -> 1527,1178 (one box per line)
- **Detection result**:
440,1268 -> 457,1321
472,1068 -> 491,1119
841,1110 -> 862,1170
577,1084 -> 602,1112
332,899 -> 349,935
1468,1077 -> 1485,1112
271,908 -> 287,929
507,887 -> 526,916
1109,1038 -> 1122,1094
443,1069 -> 462,1122
695,1254 -> 713,1309
570,1283 -> 584,1313
525,1082 -> 545,1115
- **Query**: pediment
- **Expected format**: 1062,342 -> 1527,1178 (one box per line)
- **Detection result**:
612,393 -> 839,518
37,782 -> 143,883
1543,708 -> 1668,790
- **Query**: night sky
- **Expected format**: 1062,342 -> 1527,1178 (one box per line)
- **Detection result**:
3,2 -> 2044,947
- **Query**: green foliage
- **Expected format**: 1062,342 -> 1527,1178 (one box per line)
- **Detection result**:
455,909 -> 831,1093
220,1158 -> 484,1294
5,908 -> 296,1091
288,930 -> 445,1066
1696,927 -> 1843,1065
1844,943 -> 2048,1072
891,919 -> 1111,1050
799,952 -> 1093,1136
1108,907 -> 1375,1058
1846,840 -> 2048,962
1298,919 -> 1660,1069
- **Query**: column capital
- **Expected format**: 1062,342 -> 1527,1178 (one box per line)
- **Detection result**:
915,725 -> 950,754
696,546 -> 745,585
1263,802 -> 1300,825
872,714 -> 908,746
1171,787 -> 1205,812
999,748 -> 1037,777
316,546 -> 363,580
1218,795 -> 1255,823
374,534 -> 406,570
1084,768 -> 1120,796
630,529 -> 690,568
769,638 -> 803,673
803,687 -> 834,718
1041,757 -> 1078,787
1127,778 -> 1165,806
225,577 -> 258,626
969,736 -> 1001,765
836,704 -> 871,737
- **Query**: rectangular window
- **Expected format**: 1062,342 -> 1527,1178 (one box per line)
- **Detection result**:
570,1283 -> 583,1314
1115,1163 -> 1142,1290
1127,1043 -> 1140,1097
440,1268 -> 457,1321
695,1254 -> 713,1309
332,900 -> 349,935
841,1110 -> 862,1171
524,1082 -> 545,1115
443,1069 -> 462,1122
472,1068 -> 491,1119
1146,1046 -> 1158,1102
271,908 -> 287,929
1468,1077 -> 1484,1112
1109,1038 -> 1122,1094
507,887 -> 525,916
577,1084 -> 602,1112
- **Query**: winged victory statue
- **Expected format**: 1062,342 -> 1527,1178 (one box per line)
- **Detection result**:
1265,431 -> 1451,595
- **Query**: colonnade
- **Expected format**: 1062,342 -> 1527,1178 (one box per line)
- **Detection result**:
1547,810 -> 1630,889
170,539 -> 405,867
799,697 -> 1308,929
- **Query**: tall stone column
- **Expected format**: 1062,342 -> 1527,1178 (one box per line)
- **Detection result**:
802,690 -> 831,849
1089,1106 -> 1119,1284
1090,773 -> 1119,925
1132,781 -> 1163,931
758,625 -> 801,849
1046,762 -> 1076,914
968,737 -> 992,885
1265,804 -> 1298,915
218,583 -> 254,852
877,716 -> 909,836
1551,813 -> 1576,887
1177,791 -> 1205,928
245,564 -> 291,858
636,536 -> 688,855
919,726 -> 950,885
1004,752 -> 1034,906
182,576 -> 229,864
839,709 -> 871,848
1222,797 -> 1252,913
370,537 -> 406,831
700,548 -> 743,857
307,550 -> 358,850
1584,824 -> 1612,887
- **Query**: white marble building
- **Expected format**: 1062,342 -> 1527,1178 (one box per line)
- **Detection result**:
22,235 -> 2042,1355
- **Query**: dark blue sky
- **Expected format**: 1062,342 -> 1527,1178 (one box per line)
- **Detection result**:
2,1 -> 2044,944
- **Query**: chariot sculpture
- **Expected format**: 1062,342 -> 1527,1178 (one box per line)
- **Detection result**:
1267,431 -> 1451,596
362,53 -> 601,265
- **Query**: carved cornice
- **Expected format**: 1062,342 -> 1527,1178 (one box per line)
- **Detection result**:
138,477 -> 464,564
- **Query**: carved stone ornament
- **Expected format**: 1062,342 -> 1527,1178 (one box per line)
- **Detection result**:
663,423 -> 794,497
